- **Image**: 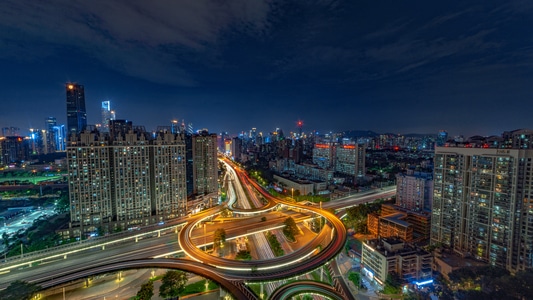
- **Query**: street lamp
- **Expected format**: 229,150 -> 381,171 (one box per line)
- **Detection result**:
291,188 -> 294,201
204,223 -> 207,252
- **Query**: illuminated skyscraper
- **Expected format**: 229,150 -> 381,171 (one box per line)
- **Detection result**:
66,83 -> 87,136
101,101 -> 116,132
45,117 -> 57,154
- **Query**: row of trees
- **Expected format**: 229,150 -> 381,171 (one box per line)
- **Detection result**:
1,270 -> 212,300
266,231 -> 284,257
442,266 -> 533,300
342,200 -> 384,233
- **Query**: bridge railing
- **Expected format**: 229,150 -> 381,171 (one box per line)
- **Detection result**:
1,222 -> 185,266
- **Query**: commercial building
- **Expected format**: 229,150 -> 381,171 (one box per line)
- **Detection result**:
431,138 -> 533,273
45,117 -> 57,154
231,136 -> 242,162
192,130 -> 218,196
101,100 -> 116,132
396,170 -> 433,211
66,125 -> 187,237
273,174 -> 325,196
361,238 -> 432,285
66,83 -> 87,136
0,136 -> 30,166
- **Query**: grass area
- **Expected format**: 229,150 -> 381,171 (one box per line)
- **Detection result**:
310,270 -> 320,281
247,283 -> 263,298
324,267 -> 333,284
180,279 -> 219,296
267,188 -> 329,203
295,194 -> 330,203
0,175 -> 63,184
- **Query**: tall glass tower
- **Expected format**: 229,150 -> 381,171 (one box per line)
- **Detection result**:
66,83 -> 87,136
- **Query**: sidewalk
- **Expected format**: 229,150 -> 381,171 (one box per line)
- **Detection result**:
336,252 -> 382,300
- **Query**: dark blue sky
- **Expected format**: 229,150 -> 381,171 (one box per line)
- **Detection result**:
1,0 -> 532,137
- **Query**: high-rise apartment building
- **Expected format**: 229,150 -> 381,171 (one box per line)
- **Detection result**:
335,144 -> 366,177
313,143 -> 335,169
66,83 -> 87,136
396,170 -> 433,211
431,142 -> 533,272
101,101 -> 116,132
67,125 -> 186,236
192,130 -> 218,195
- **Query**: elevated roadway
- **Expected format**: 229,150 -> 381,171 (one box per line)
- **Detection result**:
2,157 -> 392,299
270,280 -> 345,300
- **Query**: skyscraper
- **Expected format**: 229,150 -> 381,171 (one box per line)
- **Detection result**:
192,130 -> 218,195
431,139 -> 533,273
101,101 -> 116,132
66,83 -> 87,136
45,117 -> 57,154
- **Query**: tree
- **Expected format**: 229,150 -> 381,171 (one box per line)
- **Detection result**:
0,280 -> 41,300
220,208 -> 232,218
266,232 -> 284,256
348,271 -> 361,287
159,270 -> 187,299
136,280 -> 154,300
382,273 -> 402,295
235,250 -> 252,260
54,192 -> 70,214
213,228 -> 226,247
2,231 -> 9,249
282,216 -> 299,241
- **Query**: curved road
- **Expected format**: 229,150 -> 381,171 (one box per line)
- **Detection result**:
1,158 -> 392,299
270,280 -> 345,300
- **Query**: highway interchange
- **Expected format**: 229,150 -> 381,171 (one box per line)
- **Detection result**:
0,159 -> 395,299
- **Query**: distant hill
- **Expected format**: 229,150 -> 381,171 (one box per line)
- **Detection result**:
403,133 -> 437,138
342,130 -> 435,138
342,130 -> 379,138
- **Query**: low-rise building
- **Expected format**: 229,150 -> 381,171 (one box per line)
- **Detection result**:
273,174 -> 315,196
368,204 -> 431,243
361,238 -> 432,286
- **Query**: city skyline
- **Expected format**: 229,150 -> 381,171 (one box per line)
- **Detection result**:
1,1 -> 533,137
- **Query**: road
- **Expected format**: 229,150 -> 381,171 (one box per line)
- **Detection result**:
1,158 -> 394,299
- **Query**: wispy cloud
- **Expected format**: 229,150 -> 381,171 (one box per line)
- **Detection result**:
0,0 -> 274,86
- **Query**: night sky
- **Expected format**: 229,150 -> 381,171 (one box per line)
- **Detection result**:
1,1 -> 532,137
